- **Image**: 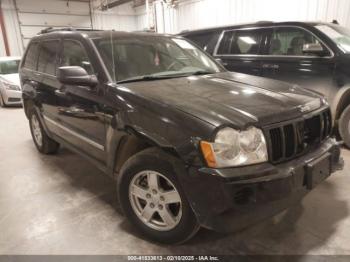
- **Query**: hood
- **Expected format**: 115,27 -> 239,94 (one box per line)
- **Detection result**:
0,73 -> 20,86
122,72 -> 325,128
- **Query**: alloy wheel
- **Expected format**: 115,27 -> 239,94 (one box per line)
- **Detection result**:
31,114 -> 43,147
129,170 -> 182,231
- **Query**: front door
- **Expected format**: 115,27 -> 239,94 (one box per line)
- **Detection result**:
54,39 -> 106,163
260,26 -> 336,100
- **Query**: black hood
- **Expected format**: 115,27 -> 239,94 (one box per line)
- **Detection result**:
122,72 -> 325,128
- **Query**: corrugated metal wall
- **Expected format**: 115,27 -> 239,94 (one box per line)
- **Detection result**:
1,0 -> 350,57
137,0 -> 350,33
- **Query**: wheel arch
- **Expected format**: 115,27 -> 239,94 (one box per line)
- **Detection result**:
332,85 -> 350,121
108,125 -> 182,178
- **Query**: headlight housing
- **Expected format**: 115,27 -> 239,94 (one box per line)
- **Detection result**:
2,81 -> 20,91
200,127 -> 268,168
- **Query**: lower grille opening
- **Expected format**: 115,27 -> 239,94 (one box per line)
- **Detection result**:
234,187 -> 254,205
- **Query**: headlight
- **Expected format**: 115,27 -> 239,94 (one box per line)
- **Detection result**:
200,127 -> 268,168
3,82 -> 20,91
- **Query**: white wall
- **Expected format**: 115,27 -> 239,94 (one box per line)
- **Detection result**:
2,0 -> 350,57
137,0 -> 350,34
0,0 -> 23,56
0,0 -> 139,57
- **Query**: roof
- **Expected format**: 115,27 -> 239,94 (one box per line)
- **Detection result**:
178,21 -> 333,35
31,28 -> 174,42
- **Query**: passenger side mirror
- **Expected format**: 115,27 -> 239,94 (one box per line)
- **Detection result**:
302,43 -> 328,56
57,66 -> 98,87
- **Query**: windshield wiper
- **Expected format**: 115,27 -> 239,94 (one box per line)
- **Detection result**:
117,70 -> 215,84
188,70 -> 214,76
117,75 -> 165,84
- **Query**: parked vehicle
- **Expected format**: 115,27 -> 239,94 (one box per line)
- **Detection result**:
0,56 -> 22,107
180,21 -> 350,148
20,28 -> 343,244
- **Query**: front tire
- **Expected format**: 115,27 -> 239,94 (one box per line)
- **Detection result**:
118,148 -> 199,244
29,109 -> 60,154
339,105 -> 350,148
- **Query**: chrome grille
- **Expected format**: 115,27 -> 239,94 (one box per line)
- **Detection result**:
265,109 -> 332,163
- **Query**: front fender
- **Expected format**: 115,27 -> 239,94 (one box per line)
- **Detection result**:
332,85 -> 350,120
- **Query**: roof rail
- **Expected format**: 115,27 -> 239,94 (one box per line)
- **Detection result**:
38,27 -> 102,35
256,21 -> 273,24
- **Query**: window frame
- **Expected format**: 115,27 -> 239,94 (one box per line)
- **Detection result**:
214,28 -> 267,56
22,41 -> 40,71
60,39 -> 94,75
213,25 -> 334,59
37,39 -> 61,76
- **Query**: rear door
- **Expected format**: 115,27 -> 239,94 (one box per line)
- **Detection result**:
213,28 -> 268,76
20,41 -> 42,100
36,39 -> 61,123
260,26 -> 336,99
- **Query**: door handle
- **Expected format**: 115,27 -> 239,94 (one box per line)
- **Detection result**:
262,64 -> 279,69
29,80 -> 38,88
215,58 -> 228,66
55,89 -> 66,98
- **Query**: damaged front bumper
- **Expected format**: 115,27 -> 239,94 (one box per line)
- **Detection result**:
181,137 -> 343,232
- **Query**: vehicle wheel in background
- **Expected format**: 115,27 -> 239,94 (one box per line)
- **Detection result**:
118,148 -> 200,244
0,94 -> 6,107
339,104 -> 350,148
29,109 -> 60,154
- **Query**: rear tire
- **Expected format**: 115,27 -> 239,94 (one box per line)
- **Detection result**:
29,109 -> 60,154
339,105 -> 350,148
118,148 -> 200,244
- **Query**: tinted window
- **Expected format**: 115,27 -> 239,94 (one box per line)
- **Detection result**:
93,36 -> 222,82
268,27 -> 328,56
217,29 -> 263,55
0,60 -> 20,74
37,40 -> 59,75
61,40 -> 93,74
315,24 -> 350,53
23,42 -> 39,70
185,31 -> 220,53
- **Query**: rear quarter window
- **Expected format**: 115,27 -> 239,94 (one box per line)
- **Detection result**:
23,42 -> 39,70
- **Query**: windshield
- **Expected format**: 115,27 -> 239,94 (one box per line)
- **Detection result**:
0,59 -> 20,75
93,35 -> 223,82
315,24 -> 350,53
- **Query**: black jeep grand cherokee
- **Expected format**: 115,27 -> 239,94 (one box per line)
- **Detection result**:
20,28 -> 342,244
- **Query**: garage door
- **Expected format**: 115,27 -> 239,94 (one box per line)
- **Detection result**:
15,0 -> 92,47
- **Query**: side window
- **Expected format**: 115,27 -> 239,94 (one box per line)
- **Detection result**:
61,40 -> 93,74
37,40 -> 59,75
185,31 -> 220,53
217,29 -> 263,55
217,31 -> 234,54
23,42 -> 39,70
268,27 -> 329,56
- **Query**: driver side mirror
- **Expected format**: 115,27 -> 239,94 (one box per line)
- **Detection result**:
302,43 -> 329,56
57,66 -> 98,87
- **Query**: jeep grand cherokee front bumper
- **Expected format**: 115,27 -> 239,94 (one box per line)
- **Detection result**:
180,137 -> 343,232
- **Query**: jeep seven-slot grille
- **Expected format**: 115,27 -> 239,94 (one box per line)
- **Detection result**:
266,109 -> 332,163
